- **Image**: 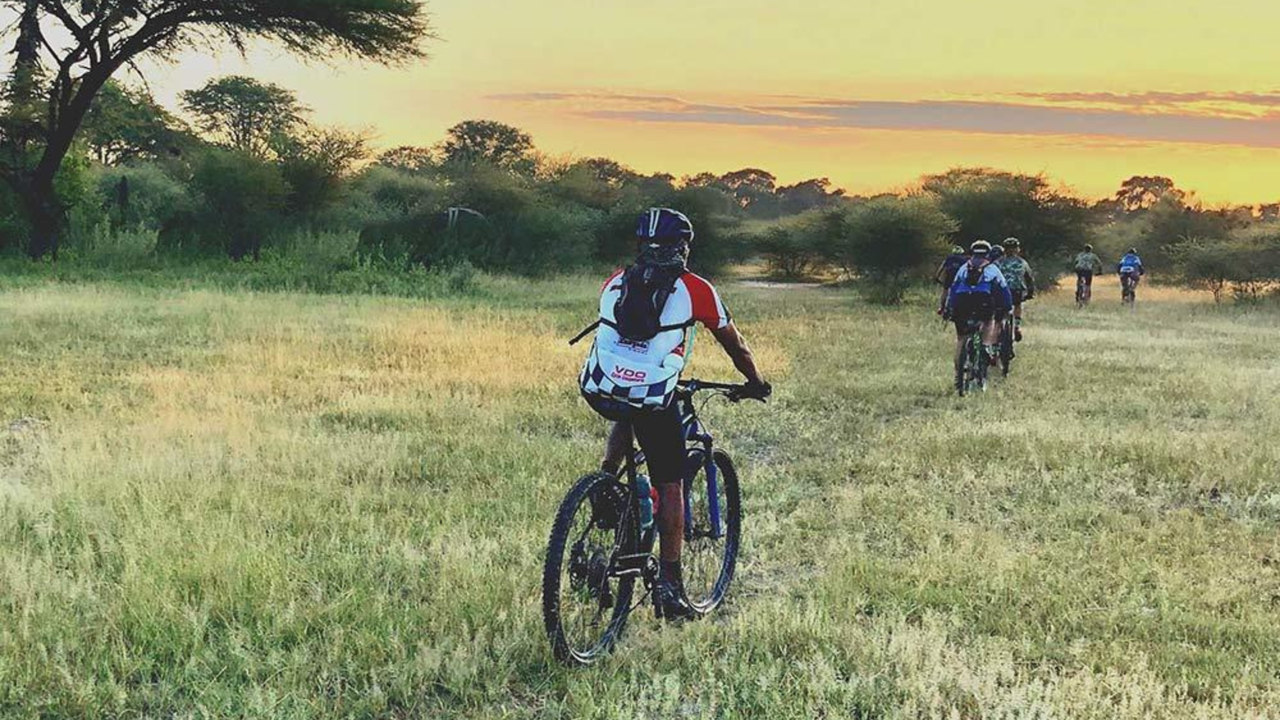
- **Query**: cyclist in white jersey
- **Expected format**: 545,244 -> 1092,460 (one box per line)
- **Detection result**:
578,208 -> 770,620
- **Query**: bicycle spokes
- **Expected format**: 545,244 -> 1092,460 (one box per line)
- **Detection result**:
680,451 -> 739,614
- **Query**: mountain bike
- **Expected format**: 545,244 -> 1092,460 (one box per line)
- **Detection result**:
542,380 -> 760,666
1075,271 -> 1093,307
955,318 -> 989,396
1121,273 -> 1139,308
997,312 -> 1016,378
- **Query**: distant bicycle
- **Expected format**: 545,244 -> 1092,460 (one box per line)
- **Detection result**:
542,379 -> 760,666
1121,273 -> 1139,308
997,312 -> 1016,378
954,318 -> 989,396
1075,271 -> 1093,308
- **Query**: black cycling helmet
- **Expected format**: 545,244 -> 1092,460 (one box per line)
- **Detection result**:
1128,247 -> 1138,254
636,208 -> 695,245
1004,237 -> 1021,249
1084,243 -> 1094,252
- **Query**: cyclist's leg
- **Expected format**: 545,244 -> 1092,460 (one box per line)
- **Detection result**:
982,312 -> 1002,362
600,422 -> 633,475
953,318 -> 968,367
631,403 -> 686,564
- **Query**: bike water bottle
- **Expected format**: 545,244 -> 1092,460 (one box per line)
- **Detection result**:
636,474 -> 655,530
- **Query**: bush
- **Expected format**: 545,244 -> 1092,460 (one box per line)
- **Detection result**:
1225,225 -> 1280,303
76,222 -> 160,263
341,166 -> 445,262
1168,237 -> 1234,303
88,163 -> 199,243
190,149 -> 288,259
278,228 -> 362,271
485,200 -> 600,274
923,168 -> 1090,288
1171,227 -> 1280,304
835,196 -> 953,304
754,212 -> 831,280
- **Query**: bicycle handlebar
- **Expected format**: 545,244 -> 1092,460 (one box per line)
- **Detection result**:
677,378 -> 768,403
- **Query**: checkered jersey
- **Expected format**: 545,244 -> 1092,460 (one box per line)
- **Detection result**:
580,270 -> 731,410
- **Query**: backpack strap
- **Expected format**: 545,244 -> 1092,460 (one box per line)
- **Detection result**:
599,318 -> 695,334
568,320 -> 600,346
568,317 -> 695,346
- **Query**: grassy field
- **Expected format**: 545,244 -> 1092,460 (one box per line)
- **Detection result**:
1,271 -> 1278,719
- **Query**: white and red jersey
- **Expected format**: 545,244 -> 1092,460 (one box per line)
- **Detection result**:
580,270 -> 731,409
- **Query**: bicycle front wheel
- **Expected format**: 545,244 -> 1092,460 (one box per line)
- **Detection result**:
681,450 -> 742,616
542,472 -> 639,666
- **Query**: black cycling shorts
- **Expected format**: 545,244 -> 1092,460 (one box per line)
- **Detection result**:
1076,270 -> 1094,285
584,394 -> 686,484
1010,289 -> 1026,305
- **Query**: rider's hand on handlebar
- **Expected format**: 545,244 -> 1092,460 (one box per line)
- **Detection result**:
732,379 -> 772,403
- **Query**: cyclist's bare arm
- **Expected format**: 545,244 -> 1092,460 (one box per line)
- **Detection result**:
711,322 -> 764,385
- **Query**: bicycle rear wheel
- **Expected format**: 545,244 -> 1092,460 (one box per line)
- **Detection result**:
974,335 -> 988,391
681,449 -> 741,616
543,472 -> 640,666
999,320 -> 1014,377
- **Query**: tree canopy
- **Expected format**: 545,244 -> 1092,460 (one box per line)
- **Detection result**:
440,120 -> 535,173
181,76 -> 305,157
83,80 -> 182,164
0,0 -> 433,258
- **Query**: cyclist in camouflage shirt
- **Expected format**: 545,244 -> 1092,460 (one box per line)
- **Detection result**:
996,238 -> 1035,341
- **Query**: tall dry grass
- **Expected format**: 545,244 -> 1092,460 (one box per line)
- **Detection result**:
0,275 -> 1277,718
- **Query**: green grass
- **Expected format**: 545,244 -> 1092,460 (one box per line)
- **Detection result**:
1,271 -> 1278,718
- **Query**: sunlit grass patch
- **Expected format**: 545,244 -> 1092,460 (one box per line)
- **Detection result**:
0,275 -> 1277,717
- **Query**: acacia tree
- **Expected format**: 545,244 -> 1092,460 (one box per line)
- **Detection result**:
376,145 -> 436,174
1115,175 -> 1184,213
0,0 -> 430,259
439,120 -> 534,174
181,75 -> 303,157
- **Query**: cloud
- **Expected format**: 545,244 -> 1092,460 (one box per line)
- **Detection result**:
1018,90 -> 1280,108
493,91 -> 1280,149
486,91 -> 684,105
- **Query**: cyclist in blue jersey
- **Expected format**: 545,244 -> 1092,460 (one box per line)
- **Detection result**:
945,240 -> 1013,369
1117,247 -> 1146,301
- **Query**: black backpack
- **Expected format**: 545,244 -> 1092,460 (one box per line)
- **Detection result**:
964,259 -> 988,288
611,263 -> 687,341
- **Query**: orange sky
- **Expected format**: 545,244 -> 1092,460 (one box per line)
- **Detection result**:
134,0 -> 1280,204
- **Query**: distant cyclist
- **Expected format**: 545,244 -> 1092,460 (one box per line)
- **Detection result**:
934,245 -> 968,315
1074,244 -> 1103,304
989,243 -> 1005,263
1117,247 -> 1146,301
996,238 -> 1035,341
579,207 -> 770,621
945,240 -> 1012,370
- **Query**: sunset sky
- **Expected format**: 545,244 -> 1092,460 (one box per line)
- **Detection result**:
135,0 -> 1280,204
